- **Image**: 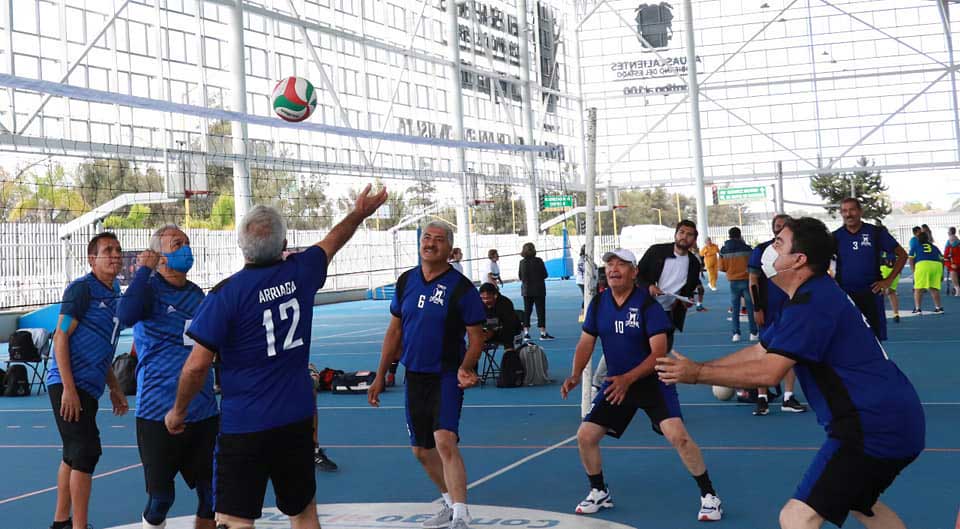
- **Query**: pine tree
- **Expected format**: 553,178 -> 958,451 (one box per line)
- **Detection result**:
810,156 -> 891,220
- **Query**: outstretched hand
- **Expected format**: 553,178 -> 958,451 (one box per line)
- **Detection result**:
655,350 -> 702,385
353,184 -> 389,219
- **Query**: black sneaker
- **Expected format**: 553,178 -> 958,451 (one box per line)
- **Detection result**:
911,308 -> 921,315
523,332 -> 532,341
753,398 -> 769,416
933,307 -> 945,315
893,314 -> 900,323
781,396 -> 808,413
314,446 -> 339,472
540,333 -> 556,340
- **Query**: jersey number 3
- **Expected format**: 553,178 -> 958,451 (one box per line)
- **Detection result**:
261,299 -> 305,357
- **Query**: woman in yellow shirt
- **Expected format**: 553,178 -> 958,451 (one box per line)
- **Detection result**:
700,237 -> 720,290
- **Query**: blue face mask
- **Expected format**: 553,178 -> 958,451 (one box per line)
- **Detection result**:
164,245 -> 194,273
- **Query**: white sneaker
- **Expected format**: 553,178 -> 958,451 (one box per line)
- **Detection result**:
450,518 -> 471,529
575,487 -> 613,514
698,493 -> 723,521
709,286 -> 717,291
731,334 -> 741,343
422,503 -> 453,528
749,333 -> 759,342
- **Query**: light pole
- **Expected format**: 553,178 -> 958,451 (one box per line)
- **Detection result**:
652,207 -> 663,226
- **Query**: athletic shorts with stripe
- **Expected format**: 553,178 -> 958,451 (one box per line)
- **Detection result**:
794,438 -> 917,527
405,370 -> 464,448
584,374 -> 682,438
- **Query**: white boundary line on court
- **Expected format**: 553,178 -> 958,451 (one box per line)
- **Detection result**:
0,463 -> 142,505
3,402 -> 960,413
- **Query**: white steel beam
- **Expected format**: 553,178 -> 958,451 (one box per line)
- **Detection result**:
3,0 -> 14,134
284,0 -> 371,167
937,0 -> 960,161
17,0 -> 131,135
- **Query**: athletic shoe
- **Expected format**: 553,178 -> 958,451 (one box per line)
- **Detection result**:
523,332 -> 532,340
540,333 -> 556,340
385,373 -> 396,387
740,307 -> 747,316
781,396 -> 808,413
449,518 -> 471,529
421,503 -> 453,528
731,334 -> 741,343
749,333 -> 759,342
933,307 -> 945,314
698,493 -> 723,521
893,314 -> 900,323
696,304 -> 706,312
314,446 -> 339,472
575,487 -> 613,514
709,286 -> 717,291
727,307 -> 733,313
911,308 -> 921,315
753,398 -> 769,416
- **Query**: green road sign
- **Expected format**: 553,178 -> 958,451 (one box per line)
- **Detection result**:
717,186 -> 767,204
543,195 -> 574,208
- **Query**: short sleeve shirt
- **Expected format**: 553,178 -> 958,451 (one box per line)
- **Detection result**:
583,287 -> 672,377
391,267 -> 486,373
187,246 -> 328,434
760,275 -> 925,458
832,224 -> 899,293
47,274 -> 122,399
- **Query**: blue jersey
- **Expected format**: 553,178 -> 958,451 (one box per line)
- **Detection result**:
833,223 -> 899,293
748,239 -> 789,330
390,267 -> 485,373
117,267 -> 217,423
47,274 -> 122,399
187,246 -> 328,434
910,241 -> 942,263
582,287 -> 672,377
761,275 -> 925,458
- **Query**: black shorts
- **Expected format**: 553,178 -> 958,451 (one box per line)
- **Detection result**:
794,439 -> 917,527
584,375 -> 682,438
213,419 -> 315,520
48,383 -> 101,474
137,415 -> 218,495
405,371 -> 464,449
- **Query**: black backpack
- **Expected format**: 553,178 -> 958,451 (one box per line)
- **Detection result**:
8,330 -> 41,362
496,350 -> 525,388
331,371 -> 377,394
112,353 -> 138,396
3,365 -> 30,396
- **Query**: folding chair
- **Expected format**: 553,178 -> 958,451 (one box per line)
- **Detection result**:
478,343 -> 500,387
7,328 -> 52,395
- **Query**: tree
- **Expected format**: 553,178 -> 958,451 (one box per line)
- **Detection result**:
76,158 -> 162,208
810,156 -> 891,220
472,184 -> 519,234
407,179 -> 437,211
7,164 -> 87,223
708,204 -> 747,226
899,201 -> 932,215
339,182 -> 405,230
104,204 -> 151,229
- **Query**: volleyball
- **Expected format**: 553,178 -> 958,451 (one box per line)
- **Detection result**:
712,385 -> 735,401
271,76 -> 317,122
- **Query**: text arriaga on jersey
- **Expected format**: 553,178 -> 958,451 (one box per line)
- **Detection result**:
258,281 -> 298,304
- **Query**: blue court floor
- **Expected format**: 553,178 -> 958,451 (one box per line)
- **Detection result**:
1,274 -> 958,528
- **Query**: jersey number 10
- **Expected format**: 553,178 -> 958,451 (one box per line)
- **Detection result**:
261,298 -> 304,357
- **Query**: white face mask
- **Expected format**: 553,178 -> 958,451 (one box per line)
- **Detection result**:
761,244 -> 781,278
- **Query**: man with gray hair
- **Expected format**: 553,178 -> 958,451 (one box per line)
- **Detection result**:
165,184 -> 387,529
118,225 -> 217,529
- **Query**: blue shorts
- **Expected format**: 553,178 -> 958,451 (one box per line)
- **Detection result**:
794,438 -> 917,527
405,370 -> 464,448
584,375 -> 682,438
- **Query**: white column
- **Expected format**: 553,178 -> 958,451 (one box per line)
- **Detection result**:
682,0 -> 708,245
229,0 -> 251,222
580,107 -> 597,418
518,0 -> 539,239
447,0 -> 473,278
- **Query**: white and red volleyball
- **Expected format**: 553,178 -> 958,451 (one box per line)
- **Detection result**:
271,76 -> 317,122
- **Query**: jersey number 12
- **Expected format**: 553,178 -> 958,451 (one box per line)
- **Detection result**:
261,299 -> 304,357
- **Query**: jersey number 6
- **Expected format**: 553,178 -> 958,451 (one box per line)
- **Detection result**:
261,298 -> 305,357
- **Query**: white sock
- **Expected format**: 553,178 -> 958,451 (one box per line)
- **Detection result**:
442,492 -> 453,507
758,394 -> 768,401
784,391 -> 794,401
142,517 -> 165,529
452,503 -> 469,521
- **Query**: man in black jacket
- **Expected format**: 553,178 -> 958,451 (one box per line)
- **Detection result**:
478,283 -> 522,353
638,220 -> 703,349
